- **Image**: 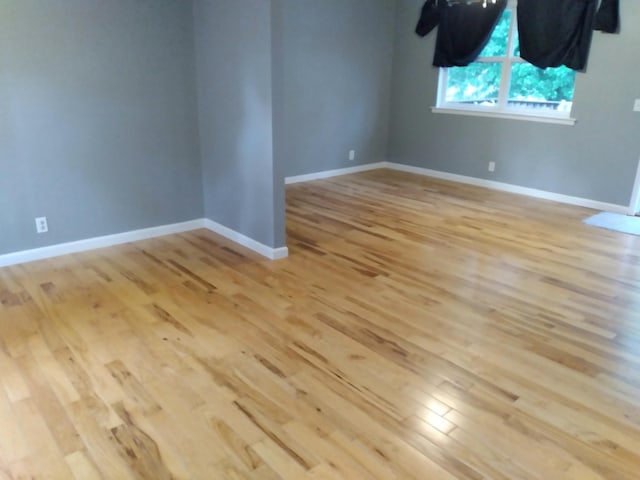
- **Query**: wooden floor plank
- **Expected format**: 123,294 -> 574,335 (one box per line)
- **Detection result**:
1,169 -> 640,478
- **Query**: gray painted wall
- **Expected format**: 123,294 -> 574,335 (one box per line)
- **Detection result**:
8,0 -> 632,259
0,0 -> 203,256
194,0 -> 284,249
390,0 -> 640,207
278,0 -> 396,177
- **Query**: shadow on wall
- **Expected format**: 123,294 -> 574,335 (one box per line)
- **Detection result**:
204,62 -> 275,246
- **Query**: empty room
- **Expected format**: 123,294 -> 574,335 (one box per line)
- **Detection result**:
1,0 -> 639,478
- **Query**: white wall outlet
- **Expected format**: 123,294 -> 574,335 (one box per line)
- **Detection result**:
634,99 -> 640,112
35,217 -> 48,233
349,150 -> 355,161
488,161 -> 496,172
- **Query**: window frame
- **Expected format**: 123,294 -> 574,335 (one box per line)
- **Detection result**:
432,1 -> 577,126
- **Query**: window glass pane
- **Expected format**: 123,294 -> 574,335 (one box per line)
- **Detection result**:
478,9 -> 511,57
508,64 -> 576,112
445,63 -> 502,105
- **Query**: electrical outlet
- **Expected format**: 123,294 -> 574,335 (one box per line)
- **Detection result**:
634,99 -> 640,112
349,150 -> 355,161
35,217 -> 48,233
488,161 -> 496,172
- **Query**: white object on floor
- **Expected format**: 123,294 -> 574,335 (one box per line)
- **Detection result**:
583,212 -> 640,236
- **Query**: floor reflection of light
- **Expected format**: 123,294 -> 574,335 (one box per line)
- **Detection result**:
427,399 -> 451,417
425,410 -> 455,434
419,398 -> 455,435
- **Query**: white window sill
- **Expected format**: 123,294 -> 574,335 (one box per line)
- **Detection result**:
431,106 -> 577,126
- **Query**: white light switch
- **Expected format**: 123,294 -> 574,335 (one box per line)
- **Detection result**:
634,99 -> 640,112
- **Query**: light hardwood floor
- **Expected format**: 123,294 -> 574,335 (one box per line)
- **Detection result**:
1,169 -> 640,479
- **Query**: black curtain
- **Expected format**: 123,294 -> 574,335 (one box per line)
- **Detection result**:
434,0 -> 507,67
415,0 -> 508,67
416,0 -> 617,71
517,0 -> 597,71
415,0 -> 441,37
594,0 -> 619,33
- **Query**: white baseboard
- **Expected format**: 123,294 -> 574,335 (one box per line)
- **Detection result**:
203,219 -> 288,260
286,160 -> 627,214
0,218 -> 289,268
0,219 -> 206,268
385,163 -> 628,214
285,162 -> 387,184
1,162 -> 624,269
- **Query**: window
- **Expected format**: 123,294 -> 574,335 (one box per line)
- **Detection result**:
435,1 -> 577,125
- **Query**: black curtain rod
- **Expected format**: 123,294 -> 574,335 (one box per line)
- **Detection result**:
446,0 -> 497,6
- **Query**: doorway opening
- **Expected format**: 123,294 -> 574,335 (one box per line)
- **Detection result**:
628,157 -> 640,216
